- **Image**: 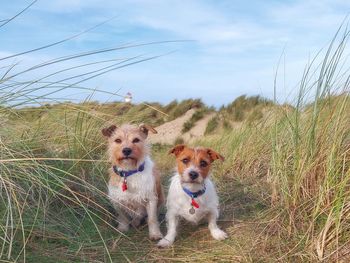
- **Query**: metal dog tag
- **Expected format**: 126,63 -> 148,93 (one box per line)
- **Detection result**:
189,207 -> 195,214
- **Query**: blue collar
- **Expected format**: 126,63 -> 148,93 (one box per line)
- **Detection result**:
113,162 -> 145,178
182,185 -> 206,198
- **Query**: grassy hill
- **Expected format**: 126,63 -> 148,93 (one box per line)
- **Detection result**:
1,26 -> 350,262
1,92 -> 349,262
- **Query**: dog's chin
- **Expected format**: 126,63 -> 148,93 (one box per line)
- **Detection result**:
116,157 -> 138,168
118,156 -> 136,161
180,178 -> 202,185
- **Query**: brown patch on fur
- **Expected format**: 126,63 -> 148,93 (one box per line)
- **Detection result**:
207,149 -> 225,162
108,167 -> 122,187
102,125 -> 117,137
169,144 -> 186,157
153,166 -> 164,207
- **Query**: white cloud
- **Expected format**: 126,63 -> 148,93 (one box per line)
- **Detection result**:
2,0 -> 350,106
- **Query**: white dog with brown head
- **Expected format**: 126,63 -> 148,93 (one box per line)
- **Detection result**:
102,123 -> 163,240
157,144 -> 227,248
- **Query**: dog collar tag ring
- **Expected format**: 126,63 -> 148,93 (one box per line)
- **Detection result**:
122,178 -> 128,191
189,206 -> 195,214
189,197 -> 199,214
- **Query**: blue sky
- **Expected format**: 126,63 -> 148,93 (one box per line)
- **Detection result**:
1,0 -> 350,106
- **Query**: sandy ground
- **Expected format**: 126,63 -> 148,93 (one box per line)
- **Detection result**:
148,109 -> 196,144
149,107 -> 277,146
182,112 -> 216,143
149,110 -> 216,144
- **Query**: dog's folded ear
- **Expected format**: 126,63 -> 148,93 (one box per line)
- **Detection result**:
139,124 -> 157,137
169,144 -> 186,157
206,148 -> 225,162
102,125 -> 117,137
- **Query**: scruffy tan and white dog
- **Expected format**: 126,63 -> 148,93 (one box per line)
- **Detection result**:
102,124 -> 163,240
157,144 -> 228,248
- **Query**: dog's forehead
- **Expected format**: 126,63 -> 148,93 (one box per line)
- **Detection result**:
195,148 -> 211,160
113,125 -> 142,138
178,147 -> 210,160
176,147 -> 193,157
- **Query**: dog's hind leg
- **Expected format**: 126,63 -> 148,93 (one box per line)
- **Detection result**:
130,205 -> 147,228
113,204 -> 130,232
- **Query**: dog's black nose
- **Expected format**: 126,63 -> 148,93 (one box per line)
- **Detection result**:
189,171 -> 199,180
122,147 -> 132,156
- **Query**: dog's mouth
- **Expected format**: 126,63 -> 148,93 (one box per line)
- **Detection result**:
181,178 -> 202,184
118,156 -> 136,161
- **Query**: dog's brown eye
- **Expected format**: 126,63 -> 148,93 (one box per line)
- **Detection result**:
182,158 -> 189,164
200,160 -> 208,167
132,138 -> 140,143
115,138 -> 122,144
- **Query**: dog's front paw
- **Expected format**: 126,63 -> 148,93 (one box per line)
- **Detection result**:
211,228 -> 228,240
149,229 -> 163,241
157,238 -> 172,248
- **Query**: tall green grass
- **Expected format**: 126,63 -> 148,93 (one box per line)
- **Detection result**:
195,28 -> 350,261
181,109 -> 208,133
205,115 -> 219,135
220,95 -> 273,122
0,7 -> 180,261
269,27 -> 350,260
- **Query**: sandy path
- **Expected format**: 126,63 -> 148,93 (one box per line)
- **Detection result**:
149,110 -> 216,144
148,109 -> 195,144
182,113 -> 216,142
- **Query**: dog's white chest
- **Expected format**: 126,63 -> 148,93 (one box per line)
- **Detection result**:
166,174 -> 219,224
177,195 -> 210,223
108,159 -> 155,204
